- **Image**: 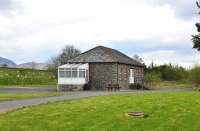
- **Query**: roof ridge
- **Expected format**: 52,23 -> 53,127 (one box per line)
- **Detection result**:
67,45 -> 145,67
97,46 -> 119,61
99,46 -> 140,63
68,46 -> 100,61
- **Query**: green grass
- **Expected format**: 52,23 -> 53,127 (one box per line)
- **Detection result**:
145,80 -> 200,91
0,92 -> 200,131
145,81 -> 193,88
0,93 -> 62,102
0,85 -> 57,88
0,67 -> 57,86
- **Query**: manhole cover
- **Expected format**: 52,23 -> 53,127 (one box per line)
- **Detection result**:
126,112 -> 145,118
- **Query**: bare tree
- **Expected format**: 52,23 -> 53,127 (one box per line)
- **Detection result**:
47,56 -> 60,71
47,45 -> 81,76
58,45 -> 81,65
133,54 -> 144,64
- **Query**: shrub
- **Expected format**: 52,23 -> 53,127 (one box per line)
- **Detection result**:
145,64 -> 188,82
188,66 -> 200,85
83,81 -> 92,90
129,84 -> 143,90
145,64 -> 200,88
160,65 -> 187,81
144,71 -> 162,83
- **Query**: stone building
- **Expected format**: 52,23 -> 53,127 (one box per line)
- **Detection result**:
57,46 -> 145,90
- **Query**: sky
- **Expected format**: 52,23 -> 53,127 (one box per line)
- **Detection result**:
0,0 -> 199,67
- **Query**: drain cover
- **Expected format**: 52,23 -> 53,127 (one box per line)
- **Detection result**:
126,112 -> 145,118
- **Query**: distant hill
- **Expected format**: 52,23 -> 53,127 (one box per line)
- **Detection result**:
17,62 -> 48,70
0,56 -> 48,70
0,57 -> 16,68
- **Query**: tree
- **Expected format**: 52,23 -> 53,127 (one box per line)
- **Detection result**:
47,45 -> 81,76
58,45 -> 81,65
133,54 -> 144,64
192,1 -> 200,51
149,61 -> 155,69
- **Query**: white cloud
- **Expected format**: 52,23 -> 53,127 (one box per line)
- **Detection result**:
0,0 -> 198,66
140,50 -> 200,68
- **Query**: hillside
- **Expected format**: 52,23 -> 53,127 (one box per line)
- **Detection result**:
17,62 -> 48,70
0,67 -> 56,86
0,57 -> 16,68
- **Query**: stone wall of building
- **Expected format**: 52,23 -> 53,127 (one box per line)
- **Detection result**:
89,63 -> 144,90
133,66 -> 144,84
117,64 -> 129,89
117,63 -> 144,89
89,63 -> 118,90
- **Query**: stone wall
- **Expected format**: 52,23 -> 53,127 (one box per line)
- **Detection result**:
89,63 -> 144,90
58,85 -> 83,91
133,66 -> 144,84
89,63 -> 118,90
117,64 -> 129,89
117,64 -> 144,89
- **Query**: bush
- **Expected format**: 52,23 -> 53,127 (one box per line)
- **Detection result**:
144,71 -> 162,83
145,64 -> 188,82
188,66 -> 200,85
129,84 -> 143,90
160,65 -> 187,81
83,81 -> 92,90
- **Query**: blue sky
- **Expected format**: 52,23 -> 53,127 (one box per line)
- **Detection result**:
0,0 -> 199,67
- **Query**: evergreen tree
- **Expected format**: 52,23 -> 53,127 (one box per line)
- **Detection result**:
192,1 -> 200,51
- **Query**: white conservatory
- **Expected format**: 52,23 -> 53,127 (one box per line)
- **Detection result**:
57,63 -> 89,90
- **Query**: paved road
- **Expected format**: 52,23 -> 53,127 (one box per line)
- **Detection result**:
0,87 -> 194,113
0,86 -> 194,93
0,91 -> 117,113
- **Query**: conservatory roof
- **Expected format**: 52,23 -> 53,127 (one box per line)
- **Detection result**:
58,63 -> 88,68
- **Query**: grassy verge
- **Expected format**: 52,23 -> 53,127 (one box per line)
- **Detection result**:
145,81 -> 200,90
0,85 -> 57,88
0,93 -> 62,102
145,81 -> 192,88
0,92 -> 200,131
0,67 -> 57,87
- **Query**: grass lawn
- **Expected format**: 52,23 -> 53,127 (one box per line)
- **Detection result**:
145,81 -> 194,88
0,85 -> 57,88
0,92 -> 200,131
0,93 -> 62,102
0,67 -> 57,86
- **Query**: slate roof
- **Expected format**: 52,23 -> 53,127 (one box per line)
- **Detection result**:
67,46 -> 145,67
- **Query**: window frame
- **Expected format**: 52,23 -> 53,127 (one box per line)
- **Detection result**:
65,68 -> 71,78
79,69 -> 86,78
59,68 -> 87,78
71,68 -> 78,78
59,68 -> 65,78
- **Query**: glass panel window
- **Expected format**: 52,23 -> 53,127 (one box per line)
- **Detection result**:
79,69 -> 86,78
72,68 -> 78,77
59,70 -> 65,78
66,70 -> 71,77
